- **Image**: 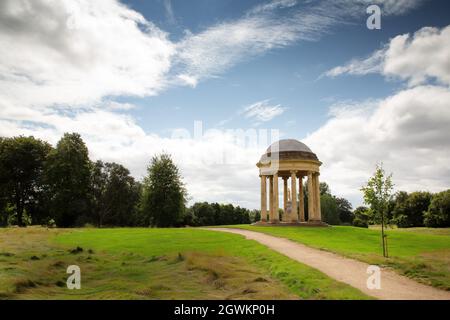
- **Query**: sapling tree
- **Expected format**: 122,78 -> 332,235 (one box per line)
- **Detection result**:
361,163 -> 394,258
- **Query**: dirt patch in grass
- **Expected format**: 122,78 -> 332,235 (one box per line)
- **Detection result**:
408,249 -> 450,290
0,252 -> 15,257
69,247 -> 84,254
14,279 -> 37,293
147,255 -> 166,263
184,252 -> 298,300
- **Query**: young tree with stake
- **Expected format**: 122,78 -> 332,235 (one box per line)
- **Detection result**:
361,163 -> 394,258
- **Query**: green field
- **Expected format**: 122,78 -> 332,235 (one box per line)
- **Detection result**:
229,225 -> 450,290
0,227 -> 370,300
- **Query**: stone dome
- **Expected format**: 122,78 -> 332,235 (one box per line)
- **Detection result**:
260,139 -> 318,162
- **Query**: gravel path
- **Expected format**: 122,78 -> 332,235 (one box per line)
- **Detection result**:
205,228 -> 450,300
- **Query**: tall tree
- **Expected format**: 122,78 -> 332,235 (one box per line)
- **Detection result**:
361,163 -> 394,257
46,133 -> 91,227
391,191 -> 408,225
0,136 -> 52,226
353,206 -> 370,228
90,161 -> 108,226
140,153 -> 186,227
393,191 -> 431,227
0,137 -> 8,226
335,197 -> 353,224
320,194 -> 340,225
249,209 -> 261,223
424,190 -> 450,228
91,161 -> 140,226
191,202 -> 216,226
319,182 -> 331,196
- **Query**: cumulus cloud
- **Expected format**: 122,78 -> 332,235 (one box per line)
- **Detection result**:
384,26 -> 450,86
305,85 -> 450,205
324,25 -> 450,86
0,104 -> 272,208
0,0 -> 175,109
0,0 -> 427,110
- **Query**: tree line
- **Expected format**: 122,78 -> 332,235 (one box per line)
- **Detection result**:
353,190 -> 450,228
0,134 -> 255,228
183,202 -> 256,226
287,176 -> 448,229
0,134 -> 141,227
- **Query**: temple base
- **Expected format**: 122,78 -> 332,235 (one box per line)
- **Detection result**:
252,221 -> 329,227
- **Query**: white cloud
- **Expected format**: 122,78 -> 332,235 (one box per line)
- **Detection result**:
305,85 -> 450,206
363,0 -> 426,16
172,0 -> 426,86
105,101 -> 136,111
163,0 -> 176,25
0,0 -> 428,110
249,0 -> 298,14
241,100 -> 286,123
327,0 -> 425,17
384,26 -> 450,86
324,25 -> 450,86
173,13 -> 327,85
324,49 -> 385,78
0,0 -> 175,109
176,74 -> 198,88
0,104 -> 271,209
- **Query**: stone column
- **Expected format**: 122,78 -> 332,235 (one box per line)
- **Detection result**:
272,173 -> 279,223
307,172 -> 315,221
283,177 -> 288,220
299,175 -> 305,222
269,176 -> 274,222
290,171 -> 298,222
260,175 -> 267,222
315,173 -> 322,221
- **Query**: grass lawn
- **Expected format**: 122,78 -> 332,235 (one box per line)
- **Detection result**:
0,227 -> 370,300
228,225 -> 450,290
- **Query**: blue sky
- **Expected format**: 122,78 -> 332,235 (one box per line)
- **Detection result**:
119,0 -> 450,138
1,0 -> 449,208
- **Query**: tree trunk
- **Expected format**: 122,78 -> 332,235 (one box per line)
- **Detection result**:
16,197 -> 24,227
98,213 -> 102,228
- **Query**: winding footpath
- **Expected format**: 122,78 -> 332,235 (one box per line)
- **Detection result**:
204,228 -> 450,300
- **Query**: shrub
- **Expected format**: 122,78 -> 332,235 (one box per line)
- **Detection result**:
335,197 -> 353,224
42,217 -> 56,228
353,217 -> 369,228
353,206 -> 369,228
